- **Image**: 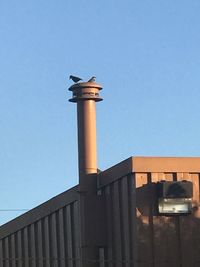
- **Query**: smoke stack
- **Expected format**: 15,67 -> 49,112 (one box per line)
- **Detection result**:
69,80 -> 102,188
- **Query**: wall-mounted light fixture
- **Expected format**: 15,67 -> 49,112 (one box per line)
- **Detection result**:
157,180 -> 193,215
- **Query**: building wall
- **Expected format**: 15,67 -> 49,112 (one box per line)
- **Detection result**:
99,174 -> 136,267
98,158 -> 200,267
1,157 -> 200,267
0,187 -> 81,267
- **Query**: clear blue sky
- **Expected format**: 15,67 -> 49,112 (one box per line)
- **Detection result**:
1,0 -> 200,225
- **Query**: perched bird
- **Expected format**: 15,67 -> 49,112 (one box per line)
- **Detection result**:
87,76 -> 96,83
69,75 -> 82,83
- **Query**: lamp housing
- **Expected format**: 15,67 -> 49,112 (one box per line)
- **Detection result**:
157,181 -> 193,215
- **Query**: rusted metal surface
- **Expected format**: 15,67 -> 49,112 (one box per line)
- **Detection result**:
98,157 -> 200,267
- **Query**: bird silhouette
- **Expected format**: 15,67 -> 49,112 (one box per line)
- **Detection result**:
69,75 -> 82,83
87,76 -> 96,82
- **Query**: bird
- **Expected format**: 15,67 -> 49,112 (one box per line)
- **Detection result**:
69,75 -> 82,83
87,76 -> 96,83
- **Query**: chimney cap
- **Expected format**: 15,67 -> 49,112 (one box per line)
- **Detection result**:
68,81 -> 102,91
69,81 -> 103,102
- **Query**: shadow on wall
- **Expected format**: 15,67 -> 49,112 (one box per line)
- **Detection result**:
136,183 -> 200,266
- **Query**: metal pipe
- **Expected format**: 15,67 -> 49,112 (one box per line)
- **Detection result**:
69,81 -> 104,266
69,81 -> 102,183
77,100 -> 97,176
